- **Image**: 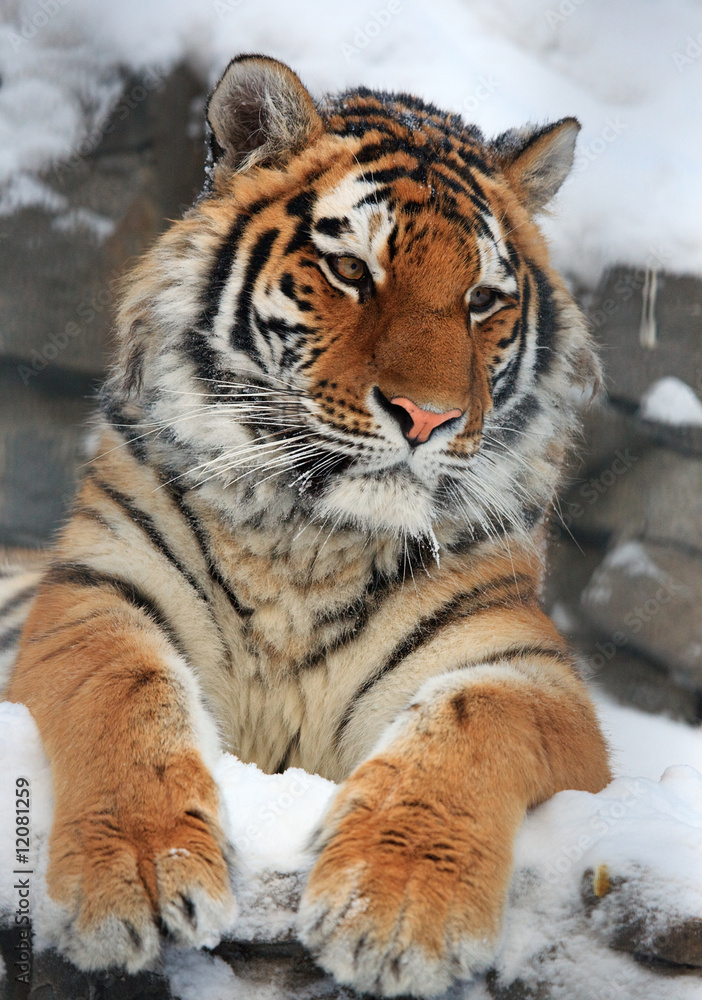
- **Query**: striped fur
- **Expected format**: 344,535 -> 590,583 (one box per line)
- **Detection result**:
4,56 -> 610,996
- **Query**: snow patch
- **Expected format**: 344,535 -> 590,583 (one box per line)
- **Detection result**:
639,376 -> 702,428
1,696 -> 701,997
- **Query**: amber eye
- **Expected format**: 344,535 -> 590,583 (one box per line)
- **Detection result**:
468,286 -> 498,312
328,254 -> 368,283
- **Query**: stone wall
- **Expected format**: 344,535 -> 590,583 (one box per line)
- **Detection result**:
543,269 -> 702,726
0,63 -> 206,547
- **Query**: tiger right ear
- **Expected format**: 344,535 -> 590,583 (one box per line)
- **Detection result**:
205,54 -> 323,179
491,118 -> 580,213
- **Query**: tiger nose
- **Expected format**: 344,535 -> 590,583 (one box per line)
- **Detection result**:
390,396 -> 464,445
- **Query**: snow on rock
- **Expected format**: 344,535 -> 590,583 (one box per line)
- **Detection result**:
1,698 -> 702,997
580,538 -> 676,606
213,754 -> 334,941
595,691 -> 702,780
639,376 -> 702,428
494,766 -> 702,999
1,0 -> 702,283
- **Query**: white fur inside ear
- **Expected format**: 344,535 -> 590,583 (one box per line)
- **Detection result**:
494,118 -> 580,212
207,55 -> 322,173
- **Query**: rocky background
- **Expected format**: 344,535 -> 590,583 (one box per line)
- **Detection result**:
1,66 -> 700,1000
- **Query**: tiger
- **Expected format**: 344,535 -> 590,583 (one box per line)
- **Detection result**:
3,54 -> 611,998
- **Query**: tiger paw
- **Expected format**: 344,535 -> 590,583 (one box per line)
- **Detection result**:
297,760 -> 510,998
47,806 -> 237,973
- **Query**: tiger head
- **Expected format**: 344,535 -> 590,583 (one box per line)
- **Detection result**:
109,55 -> 600,546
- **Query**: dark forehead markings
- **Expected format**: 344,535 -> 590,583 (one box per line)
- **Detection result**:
285,190 -> 317,255
314,217 -> 351,238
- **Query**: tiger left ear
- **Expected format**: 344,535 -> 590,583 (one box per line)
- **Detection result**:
491,118 -> 580,213
205,54 -> 323,179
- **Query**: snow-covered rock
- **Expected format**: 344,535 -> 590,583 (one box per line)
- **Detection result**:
1,700 -> 701,998
639,377 -> 702,428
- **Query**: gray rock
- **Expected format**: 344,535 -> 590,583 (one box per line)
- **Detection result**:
0,64 -> 206,378
563,398 -> 651,483
581,539 -> 702,686
567,447 -> 702,554
580,646 -> 701,724
588,267 -> 702,411
580,867 -> 702,969
0,64 -> 207,547
0,363 -> 95,548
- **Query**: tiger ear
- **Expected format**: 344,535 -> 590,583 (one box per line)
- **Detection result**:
491,118 -> 580,213
205,54 -> 323,177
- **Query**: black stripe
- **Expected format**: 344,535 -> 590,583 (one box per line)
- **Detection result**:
280,272 -> 296,299
0,584 -> 36,619
478,643 -> 570,667
335,573 -> 533,745
232,227 -> 280,356
300,563 -> 398,671
181,327 -> 226,386
314,217 -> 350,238
274,730 -> 300,773
493,275 -> 531,408
73,503 -> 113,530
284,190 -> 316,255
0,624 -> 23,654
198,198 -> 271,331
100,398 -> 148,463
532,267 -> 558,377
485,393 -> 541,447
88,474 -> 210,605
159,480 -> 254,620
44,563 -> 188,658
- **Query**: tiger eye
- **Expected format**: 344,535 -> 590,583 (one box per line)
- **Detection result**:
468,286 -> 498,311
330,255 -> 367,282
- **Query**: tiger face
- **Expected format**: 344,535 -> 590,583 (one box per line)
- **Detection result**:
111,56 -> 599,543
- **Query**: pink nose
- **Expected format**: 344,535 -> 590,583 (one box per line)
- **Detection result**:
390,397 -> 463,444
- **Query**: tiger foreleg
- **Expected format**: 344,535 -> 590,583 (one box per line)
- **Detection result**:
298,660 -> 611,998
8,586 -> 236,972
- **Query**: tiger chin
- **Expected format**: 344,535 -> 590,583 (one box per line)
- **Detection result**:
6,55 -> 611,998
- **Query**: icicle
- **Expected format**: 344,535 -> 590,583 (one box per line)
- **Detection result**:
639,267 -> 659,349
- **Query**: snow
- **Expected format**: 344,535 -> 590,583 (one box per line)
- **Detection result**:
594,690 -> 702,779
1,695 -> 701,997
581,539 -> 675,606
639,376 -> 702,427
496,765 -> 702,1000
2,0 -> 702,284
